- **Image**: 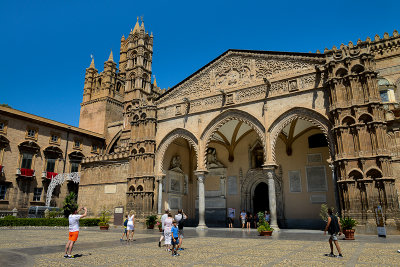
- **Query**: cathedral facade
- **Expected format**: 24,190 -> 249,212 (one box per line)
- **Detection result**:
77,19 -> 400,233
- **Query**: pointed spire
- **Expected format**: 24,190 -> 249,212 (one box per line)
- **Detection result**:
140,16 -> 145,31
108,50 -> 114,62
121,35 -> 125,41
153,75 -> 157,87
89,56 -> 95,69
133,17 -> 140,33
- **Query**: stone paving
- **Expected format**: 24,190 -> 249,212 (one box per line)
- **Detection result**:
0,227 -> 399,266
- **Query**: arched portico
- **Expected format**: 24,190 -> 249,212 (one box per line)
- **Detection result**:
155,128 -> 199,215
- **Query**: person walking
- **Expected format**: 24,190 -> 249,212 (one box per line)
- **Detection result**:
164,212 -> 173,251
240,210 -> 246,229
171,220 -> 180,256
64,207 -> 87,259
174,209 -> 187,250
247,213 -> 252,229
120,214 -> 128,241
127,210 -> 135,242
159,209 -> 169,247
228,210 -> 234,228
324,208 -> 343,258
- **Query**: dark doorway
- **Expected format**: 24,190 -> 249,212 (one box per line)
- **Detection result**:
253,182 -> 269,214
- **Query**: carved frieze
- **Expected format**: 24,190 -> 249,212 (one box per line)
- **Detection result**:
157,51 -> 324,108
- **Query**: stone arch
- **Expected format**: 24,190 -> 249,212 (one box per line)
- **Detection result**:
269,107 -> 335,162
155,128 -> 199,175
348,168 -> 364,180
201,109 -> 266,168
365,167 -> 383,179
342,115 -> 356,125
106,130 -> 122,154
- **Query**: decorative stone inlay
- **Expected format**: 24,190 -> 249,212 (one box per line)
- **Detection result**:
46,172 -> 80,206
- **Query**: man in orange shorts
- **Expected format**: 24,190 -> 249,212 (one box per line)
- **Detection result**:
64,207 -> 87,258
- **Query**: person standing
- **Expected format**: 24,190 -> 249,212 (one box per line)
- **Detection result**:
64,207 -> 87,259
174,209 -> 187,250
324,208 -> 343,258
265,211 -> 270,225
120,214 -> 128,241
127,210 -> 135,242
164,213 -> 173,251
228,210 -> 234,228
171,220 -> 180,256
240,210 -> 246,229
159,209 -> 169,247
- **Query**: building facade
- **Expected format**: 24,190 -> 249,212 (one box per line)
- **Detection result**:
0,106 -> 104,216
3,18 -> 399,233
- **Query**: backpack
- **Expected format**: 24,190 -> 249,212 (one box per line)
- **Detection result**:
123,219 -> 128,227
328,215 -> 340,234
178,214 -> 185,229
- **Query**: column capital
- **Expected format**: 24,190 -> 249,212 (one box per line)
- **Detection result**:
194,169 -> 208,177
155,173 -> 166,182
262,163 -> 278,171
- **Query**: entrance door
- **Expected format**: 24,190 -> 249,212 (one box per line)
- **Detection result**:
253,182 -> 269,214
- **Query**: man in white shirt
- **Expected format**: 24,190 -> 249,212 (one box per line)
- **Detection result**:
64,207 -> 87,259
159,209 -> 169,247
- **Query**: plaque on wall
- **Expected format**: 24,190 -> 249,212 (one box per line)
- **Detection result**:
310,194 -> 327,204
168,196 -> 181,210
170,177 -> 181,193
288,170 -> 301,192
307,153 -> 322,164
306,166 -> 327,192
227,176 -> 237,195
104,184 -> 117,194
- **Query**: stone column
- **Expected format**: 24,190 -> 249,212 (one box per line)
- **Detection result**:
263,165 -> 279,230
329,163 -> 341,217
194,170 -> 208,229
156,175 -> 165,215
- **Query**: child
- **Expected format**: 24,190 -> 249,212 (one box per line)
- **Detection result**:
120,214 -> 128,241
171,220 -> 180,256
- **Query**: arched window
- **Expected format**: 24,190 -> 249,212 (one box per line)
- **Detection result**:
132,51 -> 137,66
132,149 -> 137,155
142,74 -> 148,89
143,53 -> 149,68
140,113 -> 147,119
137,185 -> 143,191
116,82 -> 121,92
129,185 -> 135,192
43,146 -> 63,177
378,78 -> 396,103
69,151 -> 84,173
18,141 -> 40,176
139,147 -> 145,154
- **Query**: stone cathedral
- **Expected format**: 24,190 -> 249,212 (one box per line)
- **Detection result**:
77,19 -> 400,233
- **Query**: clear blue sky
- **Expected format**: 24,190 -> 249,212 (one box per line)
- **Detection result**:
1,0 -> 399,127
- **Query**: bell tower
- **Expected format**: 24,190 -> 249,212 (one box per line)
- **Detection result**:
119,18 -> 161,215
325,41 -> 399,227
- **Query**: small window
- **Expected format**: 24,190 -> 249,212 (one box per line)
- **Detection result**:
27,129 -> 36,138
0,122 -> 4,131
0,185 -> 7,200
33,188 -> 42,202
139,147 -> 145,154
73,140 -> 81,149
46,158 -> 56,172
50,134 -> 59,144
380,90 -> 389,102
21,153 -> 33,169
70,162 -> 79,173
116,82 -> 121,92
91,144 -> 98,153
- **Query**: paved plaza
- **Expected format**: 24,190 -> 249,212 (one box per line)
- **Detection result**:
0,227 -> 399,266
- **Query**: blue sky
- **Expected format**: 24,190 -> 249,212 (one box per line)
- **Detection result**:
1,0 -> 399,127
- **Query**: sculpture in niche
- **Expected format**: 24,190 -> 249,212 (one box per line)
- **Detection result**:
206,147 -> 224,168
169,155 -> 182,171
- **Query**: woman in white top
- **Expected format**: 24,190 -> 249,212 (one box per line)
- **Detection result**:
163,213 -> 173,251
127,210 -> 135,242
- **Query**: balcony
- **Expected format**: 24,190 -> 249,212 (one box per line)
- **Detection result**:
41,171 -> 58,179
16,168 -> 35,177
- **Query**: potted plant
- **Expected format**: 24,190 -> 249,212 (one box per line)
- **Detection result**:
99,209 -> 112,230
145,214 -> 158,229
156,219 -> 162,232
340,217 -> 357,240
257,211 -> 273,236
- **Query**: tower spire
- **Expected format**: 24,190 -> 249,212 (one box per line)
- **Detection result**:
108,50 -> 114,62
133,17 -> 140,33
89,56 -> 95,68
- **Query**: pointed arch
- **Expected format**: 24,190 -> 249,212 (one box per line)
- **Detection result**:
268,107 -> 335,162
155,128 -> 199,175
201,109 -> 266,169
106,130 -> 122,154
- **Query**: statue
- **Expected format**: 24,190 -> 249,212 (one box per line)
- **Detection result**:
169,155 -> 182,171
206,148 -> 224,168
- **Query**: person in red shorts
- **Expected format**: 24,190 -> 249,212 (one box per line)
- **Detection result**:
64,207 -> 87,259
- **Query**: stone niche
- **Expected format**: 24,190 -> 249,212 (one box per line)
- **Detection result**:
195,148 -> 227,226
166,155 -> 185,213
